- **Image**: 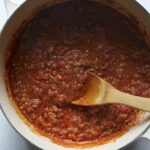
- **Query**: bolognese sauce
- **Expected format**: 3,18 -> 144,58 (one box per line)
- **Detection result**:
7,1 -> 150,146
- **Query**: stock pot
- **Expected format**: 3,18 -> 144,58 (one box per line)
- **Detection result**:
0,0 -> 150,149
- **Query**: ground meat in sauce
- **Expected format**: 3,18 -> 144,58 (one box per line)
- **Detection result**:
7,1 -> 150,144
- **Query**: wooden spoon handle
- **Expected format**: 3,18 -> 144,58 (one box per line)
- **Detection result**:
106,86 -> 150,111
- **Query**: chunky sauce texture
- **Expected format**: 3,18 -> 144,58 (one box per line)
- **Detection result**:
7,1 -> 150,145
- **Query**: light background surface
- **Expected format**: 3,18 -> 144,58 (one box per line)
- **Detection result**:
0,0 -> 150,149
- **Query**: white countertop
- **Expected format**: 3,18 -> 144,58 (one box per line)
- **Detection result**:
0,0 -> 150,150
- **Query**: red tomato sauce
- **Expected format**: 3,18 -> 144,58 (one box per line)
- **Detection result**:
7,1 -> 150,146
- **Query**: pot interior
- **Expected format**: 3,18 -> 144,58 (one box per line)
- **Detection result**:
0,0 -> 150,150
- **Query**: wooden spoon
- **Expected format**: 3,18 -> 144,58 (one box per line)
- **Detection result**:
72,72 -> 150,111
